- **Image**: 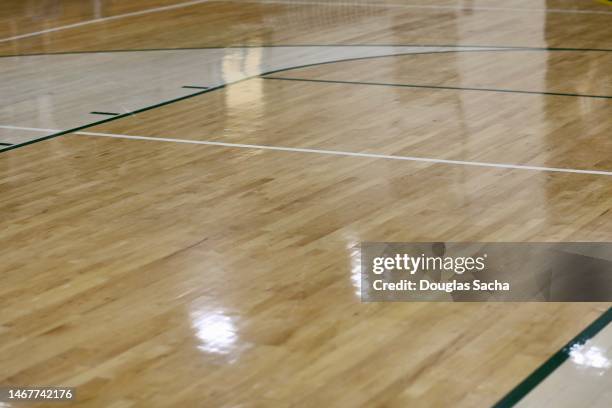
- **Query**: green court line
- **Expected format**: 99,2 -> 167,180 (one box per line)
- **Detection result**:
262,76 -> 612,99
493,307 -> 612,407
90,111 -> 120,116
0,43 -> 611,58
0,84 -> 225,154
260,49 -> 514,76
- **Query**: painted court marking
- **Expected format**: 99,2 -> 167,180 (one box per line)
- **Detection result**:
0,125 -> 59,133
0,0 -> 214,44
1,125 -> 612,177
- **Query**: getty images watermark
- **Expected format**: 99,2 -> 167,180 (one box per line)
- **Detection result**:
360,242 -> 612,301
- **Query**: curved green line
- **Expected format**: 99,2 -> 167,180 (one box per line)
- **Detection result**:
1,43 -> 611,59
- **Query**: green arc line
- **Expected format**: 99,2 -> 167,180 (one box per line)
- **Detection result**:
1,43 -> 611,59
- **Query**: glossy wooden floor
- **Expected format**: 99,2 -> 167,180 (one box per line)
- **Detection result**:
1,1 -> 611,407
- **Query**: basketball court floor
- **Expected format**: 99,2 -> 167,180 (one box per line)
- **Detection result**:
1,1 -> 611,407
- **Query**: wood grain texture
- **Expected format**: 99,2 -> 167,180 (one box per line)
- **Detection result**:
0,135 -> 610,407
1,0 -> 611,407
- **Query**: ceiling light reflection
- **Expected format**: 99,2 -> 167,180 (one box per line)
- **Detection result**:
190,309 -> 238,356
348,241 -> 362,297
568,342 -> 611,373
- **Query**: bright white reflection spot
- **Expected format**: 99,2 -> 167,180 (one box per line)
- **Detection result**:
190,310 -> 238,356
348,241 -> 362,296
569,343 -> 611,372
222,48 -> 263,83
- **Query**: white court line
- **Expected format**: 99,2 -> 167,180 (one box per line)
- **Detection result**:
2,124 -> 611,176
73,133 -> 612,176
0,125 -> 60,133
247,0 -> 612,15
0,0 -> 213,44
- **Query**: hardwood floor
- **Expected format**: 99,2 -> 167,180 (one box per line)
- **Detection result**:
1,135 -> 609,407
0,1 -> 611,407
